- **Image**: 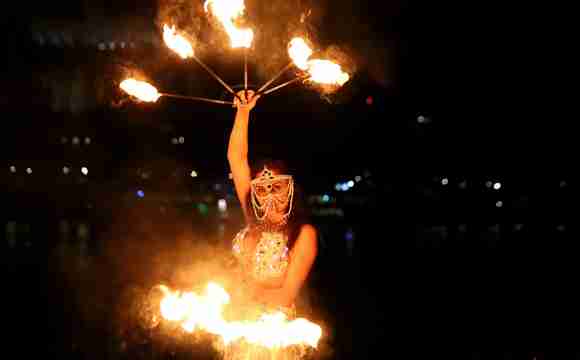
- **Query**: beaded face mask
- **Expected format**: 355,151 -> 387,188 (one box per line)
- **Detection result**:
250,166 -> 294,223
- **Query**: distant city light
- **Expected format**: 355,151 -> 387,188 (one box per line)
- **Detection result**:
495,200 -> 503,208
137,190 -> 145,198
84,137 -> 91,145
493,182 -> 501,190
441,178 -> 449,185
345,230 -> 354,241
335,183 -> 341,191
171,138 -> 178,145
485,181 -> 493,188
218,199 -> 227,212
81,167 -> 88,175
72,136 -> 80,145
347,180 -> 355,188
417,115 -> 431,124
190,170 -> 198,178
355,176 -> 362,182
459,181 -> 467,189
197,203 -> 209,216
340,183 -> 349,191
322,194 -> 330,203
179,136 -> 185,144
61,136 -> 68,144
63,166 -> 70,174
10,166 -> 16,173
26,167 -> 32,174
560,180 -> 567,188
366,96 -> 373,105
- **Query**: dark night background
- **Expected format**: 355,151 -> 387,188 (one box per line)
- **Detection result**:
0,0 -> 573,359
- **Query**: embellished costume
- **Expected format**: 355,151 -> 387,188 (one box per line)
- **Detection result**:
232,225 -> 295,318
224,167 -> 304,360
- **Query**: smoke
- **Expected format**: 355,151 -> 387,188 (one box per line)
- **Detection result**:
108,62 -> 152,107
50,172 -> 331,359
155,0 -> 204,50
154,0 -> 357,99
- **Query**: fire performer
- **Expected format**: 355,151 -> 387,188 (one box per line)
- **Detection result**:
227,89 -> 318,325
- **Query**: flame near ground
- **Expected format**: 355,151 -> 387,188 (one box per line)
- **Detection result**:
156,282 -> 322,351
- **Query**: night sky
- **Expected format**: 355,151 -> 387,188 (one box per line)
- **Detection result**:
3,0 -> 567,177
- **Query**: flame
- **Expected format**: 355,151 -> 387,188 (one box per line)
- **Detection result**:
287,37 -> 350,86
305,59 -> 350,86
163,24 -> 194,59
158,283 -> 322,349
119,79 -> 161,102
288,38 -> 313,71
204,0 -> 254,48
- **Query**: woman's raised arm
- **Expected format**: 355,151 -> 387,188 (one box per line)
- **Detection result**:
227,90 -> 260,221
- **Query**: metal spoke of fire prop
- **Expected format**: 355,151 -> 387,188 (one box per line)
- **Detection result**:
119,0 -> 350,106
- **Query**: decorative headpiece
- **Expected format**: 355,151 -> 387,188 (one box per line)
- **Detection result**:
250,166 -> 294,224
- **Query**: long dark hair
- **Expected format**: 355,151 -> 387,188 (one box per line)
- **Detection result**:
246,158 -> 311,249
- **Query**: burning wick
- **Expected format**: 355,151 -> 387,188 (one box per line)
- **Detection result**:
162,25 -> 194,59
306,59 -> 350,86
120,79 -> 161,102
204,0 -> 254,49
256,37 -> 350,96
288,37 -> 350,86
120,79 -> 233,106
162,24 -> 242,102
288,38 -> 312,71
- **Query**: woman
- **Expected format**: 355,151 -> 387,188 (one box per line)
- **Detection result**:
227,89 -> 318,320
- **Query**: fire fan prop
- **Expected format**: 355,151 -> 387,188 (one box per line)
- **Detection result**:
119,0 -> 351,106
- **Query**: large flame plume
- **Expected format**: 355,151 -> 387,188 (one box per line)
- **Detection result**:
288,37 -> 350,86
158,283 -> 322,349
204,0 -> 254,48
163,24 -> 195,59
120,79 -> 161,102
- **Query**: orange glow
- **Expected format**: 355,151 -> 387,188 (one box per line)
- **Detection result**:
288,37 -> 313,71
287,37 -> 350,86
119,79 -> 161,102
305,59 -> 350,86
163,24 -> 195,59
158,283 -> 322,348
204,0 -> 254,48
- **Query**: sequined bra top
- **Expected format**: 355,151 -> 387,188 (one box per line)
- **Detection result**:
232,226 -> 290,282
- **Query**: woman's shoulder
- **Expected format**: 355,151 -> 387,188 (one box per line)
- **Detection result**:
289,223 -> 317,260
232,225 -> 250,249
234,225 -> 251,240
292,223 -> 317,250
298,223 -> 317,237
